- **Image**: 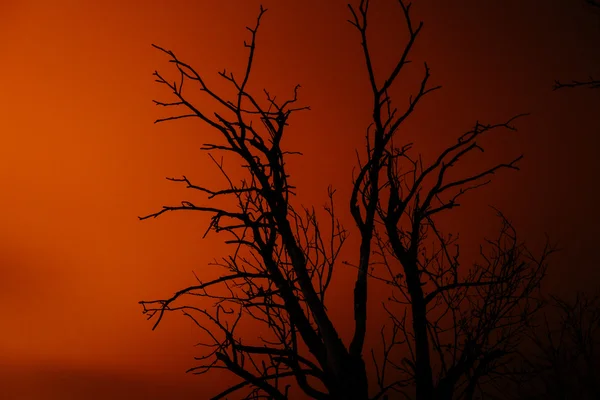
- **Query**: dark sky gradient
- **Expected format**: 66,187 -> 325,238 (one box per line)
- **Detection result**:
1,0 -> 599,398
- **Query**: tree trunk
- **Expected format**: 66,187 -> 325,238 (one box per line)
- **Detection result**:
328,355 -> 369,400
412,297 -> 435,400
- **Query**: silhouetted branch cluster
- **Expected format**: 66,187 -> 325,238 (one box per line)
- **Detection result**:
492,291 -> 600,399
139,1 -> 555,399
553,76 -> 600,90
140,6 -> 357,399
553,0 -> 600,90
372,211 -> 551,399
526,292 -> 600,398
345,2 -> 554,398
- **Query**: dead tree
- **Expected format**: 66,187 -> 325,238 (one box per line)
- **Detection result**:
139,1 -> 553,399
346,3 -> 554,399
553,0 -> 600,90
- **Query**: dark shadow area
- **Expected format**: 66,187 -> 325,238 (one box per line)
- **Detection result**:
500,291 -> 600,399
0,363 -> 206,400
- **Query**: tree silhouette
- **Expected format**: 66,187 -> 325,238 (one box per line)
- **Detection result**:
553,0 -> 600,90
139,2 -> 554,399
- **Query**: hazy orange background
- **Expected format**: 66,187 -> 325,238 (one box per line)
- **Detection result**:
1,0 -> 599,398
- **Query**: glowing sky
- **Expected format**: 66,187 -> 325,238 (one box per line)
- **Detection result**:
1,0 -> 599,398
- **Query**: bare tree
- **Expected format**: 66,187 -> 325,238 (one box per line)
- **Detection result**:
139,1 -> 553,399
553,0 -> 600,90
346,3 -> 553,398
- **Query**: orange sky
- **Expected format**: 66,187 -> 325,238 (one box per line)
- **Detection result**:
1,0 -> 599,398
